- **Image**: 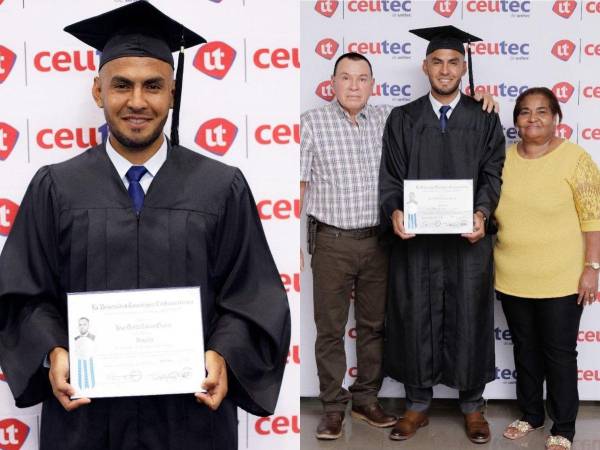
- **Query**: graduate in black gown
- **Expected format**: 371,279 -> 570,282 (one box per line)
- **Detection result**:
379,26 -> 505,444
0,2 -> 290,449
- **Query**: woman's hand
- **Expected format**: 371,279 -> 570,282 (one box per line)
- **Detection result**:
577,267 -> 599,305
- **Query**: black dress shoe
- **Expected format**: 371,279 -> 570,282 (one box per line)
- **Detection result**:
351,402 -> 396,428
316,411 -> 344,440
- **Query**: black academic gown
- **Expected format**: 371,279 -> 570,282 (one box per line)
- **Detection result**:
0,143 -> 291,450
379,94 -> 505,391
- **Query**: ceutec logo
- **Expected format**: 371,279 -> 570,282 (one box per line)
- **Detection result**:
0,199 -> 19,236
583,42 -> 600,57
287,345 -> 300,364
257,199 -> 300,220
37,123 -> 108,150
494,327 -> 512,343
553,0 -> 577,18
280,272 -> 300,293
465,0 -> 530,15
347,40 -> 411,58
582,84 -> 600,99
503,125 -> 519,141
0,122 -> 19,160
33,49 -> 100,73
556,123 -> 573,139
193,41 -> 236,80
434,0 -> 459,17
585,1 -> 600,13
256,123 -> 299,146
0,418 -> 30,450
346,0 -> 412,15
581,127 -> 600,140
578,369 -> 600,381
195,118 -> 237,156
464,83 -> 528,98
552,81 -> 575,103
255,415 -> 300,435
551,39 -> 576,61
495,366 -> 517,381
315,0 -> 339,17
578,330 -> 600,342
0,45 -> 17,83
253,47 -> 299,69
469,41 -> 530,60
372,81 -> 411,100
315,38 -> 339,60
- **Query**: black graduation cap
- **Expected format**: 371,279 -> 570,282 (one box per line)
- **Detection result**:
409,25 -> 482,97
64,0 -> 207,146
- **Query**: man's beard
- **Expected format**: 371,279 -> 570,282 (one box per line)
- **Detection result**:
109,115 -> 169,151
431,80 -> 461,97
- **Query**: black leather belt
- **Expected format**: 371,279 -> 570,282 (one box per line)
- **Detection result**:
317,221 -> 378,239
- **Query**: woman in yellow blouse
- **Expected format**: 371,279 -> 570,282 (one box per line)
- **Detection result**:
494,87 -> 600,450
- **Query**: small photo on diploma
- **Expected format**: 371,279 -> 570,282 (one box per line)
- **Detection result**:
404,179 -> 473,234
67,287 -> 205,399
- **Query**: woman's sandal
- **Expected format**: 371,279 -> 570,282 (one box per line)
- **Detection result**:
503,420 -> 543,440
545,435 -> 572,450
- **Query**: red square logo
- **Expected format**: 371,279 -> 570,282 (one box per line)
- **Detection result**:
0,199 -> 18,236
193,41 -> 236,80
551,40 -> 576,61
315,38 -> 339,60
552,82 -> 575,103
555,123 -> 573,139
315,80 -> 335,102
552,0 -> 577,18
0,122 -> 19,160
0,45 -> 17,84
0,418 -> 30,450
315,0 -> 339,17
195,118 -> 238,156
433,0 -> 458,17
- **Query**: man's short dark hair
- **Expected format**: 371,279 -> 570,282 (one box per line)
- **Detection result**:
79,317 -> 89,323
513,87 -> 563,125
333,52 -> 373,77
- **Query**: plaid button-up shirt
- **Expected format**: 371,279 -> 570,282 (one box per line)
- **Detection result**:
301,101 -> 392,229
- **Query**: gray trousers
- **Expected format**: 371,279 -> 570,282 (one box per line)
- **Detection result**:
405,385 -> 485,414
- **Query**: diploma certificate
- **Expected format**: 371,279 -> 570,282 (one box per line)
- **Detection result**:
403,179 -> 473,234
68,287 -> 205,399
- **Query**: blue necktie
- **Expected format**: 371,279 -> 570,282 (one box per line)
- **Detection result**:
439,105 -> 451,133
126,166 -> 148,215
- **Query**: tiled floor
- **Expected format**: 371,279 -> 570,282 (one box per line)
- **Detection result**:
300,398 -> 600,450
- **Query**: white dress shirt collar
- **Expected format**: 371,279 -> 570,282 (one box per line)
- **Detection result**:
105,135 -> 168,192
429,91 -> 461,119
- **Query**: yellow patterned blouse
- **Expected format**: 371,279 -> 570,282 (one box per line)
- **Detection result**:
494,140 -> 600,298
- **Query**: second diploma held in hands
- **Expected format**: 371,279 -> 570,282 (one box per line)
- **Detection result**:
403,179 -> 474,234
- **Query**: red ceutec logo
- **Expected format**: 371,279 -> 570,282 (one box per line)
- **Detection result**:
195,118 -> 237,156
280,272 -> 300,293
581,127 -> 600,140
585,1 -> 600,13
0,45 -> 17,84
253,47 -> 299,69
434,0 -> 458,17
347,0 -> 412,14
465,0 -> 530,13
0,122 -> 19,160
287,344 -> 300,364
578,330 -> 600,342
257,199 -> 300,220
315,80 -> 335,102
0,199 -> 19,236
582,85 -> 600,98
315,38 -> 339,60
255,123 -> 299,145
193,41 -> 236,80
551,39 -> 576,61
584,42 -> 600,56
0,418 -> 30,450
37,123 -> 108,150
555,123 -> 573,139
553,0 -> 577,17
315,0 -> 339,17
578,369 -> 600,381
33,49 -> 100,73
255,415 -> 300,435
552,81 -> 575,103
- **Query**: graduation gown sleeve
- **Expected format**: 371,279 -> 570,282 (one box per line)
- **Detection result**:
207,169 -> 290,417
473,112 -> 505,222
0,167 -> 67,407
379,107 -> 410,227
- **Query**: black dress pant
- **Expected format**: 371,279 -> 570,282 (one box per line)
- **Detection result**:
498,292 -> 583,442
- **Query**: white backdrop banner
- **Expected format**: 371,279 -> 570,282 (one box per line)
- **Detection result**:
0,1 -> 299,449
300,0 -> 600,401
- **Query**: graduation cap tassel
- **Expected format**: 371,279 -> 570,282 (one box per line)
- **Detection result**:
467,40 -> 475,97
170,37 -> 185,147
